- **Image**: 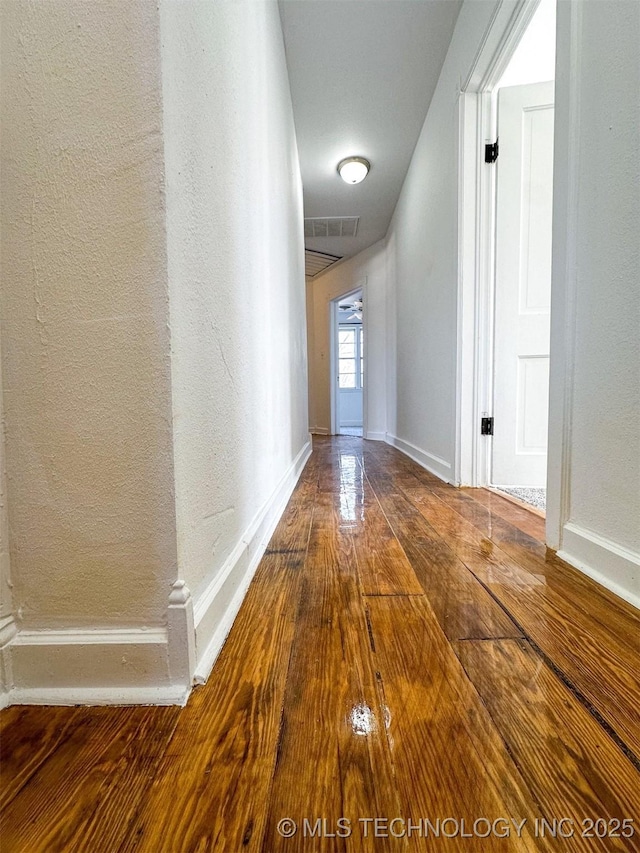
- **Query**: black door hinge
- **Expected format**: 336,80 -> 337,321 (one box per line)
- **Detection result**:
484,139 -> 499,163
481,416 -> 494,436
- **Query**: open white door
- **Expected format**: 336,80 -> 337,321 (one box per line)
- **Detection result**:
492,81 -> 554,488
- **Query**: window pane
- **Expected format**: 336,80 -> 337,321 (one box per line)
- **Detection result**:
338,327 -> 360,389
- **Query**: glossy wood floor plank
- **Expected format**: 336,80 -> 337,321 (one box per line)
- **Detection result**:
313,455 -> 422,597
1,706 -> 180,853
348,481 -> 423,596
263,528 -> 404,852
2,437 -> 639,853
402,484 -> 640,646
125,552 -> 308,853
397,486 -> 640,758
0,705 -> 84,809
311,483 -> 368,531
455,638 -> 640,851
363,471 -> 522,640
264,473 -> 318,554
366,596 -> 548,852
460,487 -> 546,541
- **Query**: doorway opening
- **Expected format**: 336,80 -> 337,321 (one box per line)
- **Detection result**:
490,0 -> 556,514
330,288 -> 365,436
456,0 -> 556,517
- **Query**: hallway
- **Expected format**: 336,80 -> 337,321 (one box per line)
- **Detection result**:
1,437 -> 638,852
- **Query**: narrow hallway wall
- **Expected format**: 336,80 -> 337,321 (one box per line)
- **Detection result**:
548,0 -> 640,606
0,0 -> 179,698
159,0 -> 310,677
383,0 -> 500,482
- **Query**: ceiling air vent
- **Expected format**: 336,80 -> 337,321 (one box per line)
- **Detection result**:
304,217 -> 360,239
305,249 -> 341,278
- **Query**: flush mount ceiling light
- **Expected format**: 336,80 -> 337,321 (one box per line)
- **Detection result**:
337,157 -> 370,185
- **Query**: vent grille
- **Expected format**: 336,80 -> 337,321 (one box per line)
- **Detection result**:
304,217 -> 360,239
305,249 -> 341,278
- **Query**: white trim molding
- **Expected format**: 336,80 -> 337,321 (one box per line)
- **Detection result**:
1,581 -> 197,708
545,0 -> 582,551
0,614 -> 17,709
9,686 -> 189,707
385,433 -> 453,484
6,624 -> 190,707
168,579 -> 196,691
192,439 -> 312,684
365,431 -> 385,442
456,0 -> 542,489
558,524 -> 640,611
309,426 -> 329,435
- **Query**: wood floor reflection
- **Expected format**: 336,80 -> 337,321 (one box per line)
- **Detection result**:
2,436 -> 639,851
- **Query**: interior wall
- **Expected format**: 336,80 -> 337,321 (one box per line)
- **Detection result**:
0,0 -> 182,700
384,0 -> 499,482
0,1 -> 177,631
308,240 -> 387,439
548,0 -> 640,606
159,0 -> 310,672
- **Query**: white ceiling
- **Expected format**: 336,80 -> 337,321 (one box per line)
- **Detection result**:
279,0 -> 462,263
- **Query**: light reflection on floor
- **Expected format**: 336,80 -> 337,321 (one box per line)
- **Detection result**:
338,454 -> 363,523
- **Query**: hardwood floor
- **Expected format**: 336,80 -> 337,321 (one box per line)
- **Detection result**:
1,436 -> 639,852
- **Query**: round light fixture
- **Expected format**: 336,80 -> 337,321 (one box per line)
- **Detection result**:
337,156 -> 370,185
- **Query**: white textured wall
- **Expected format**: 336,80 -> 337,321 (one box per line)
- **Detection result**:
308,241 -> 387,438
0,1 -> 177,630
548,0 -> 640,602
384,0 -> 498,479
568,0 -> 640,550
159,1 -> 308,600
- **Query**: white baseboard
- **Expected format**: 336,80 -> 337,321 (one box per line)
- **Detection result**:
5,625 -> 191,707
385,433 -> 453,483
6,685 -> 189,706
192,439 -> 312,684
365,431 -> 385,441
309,426 -> 329,435
2,574 -> 198,708
557,522 -> 640,610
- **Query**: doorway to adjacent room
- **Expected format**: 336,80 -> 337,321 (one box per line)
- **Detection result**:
331,288 -> 365,436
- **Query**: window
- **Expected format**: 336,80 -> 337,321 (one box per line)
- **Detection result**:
338,325 -> 363,389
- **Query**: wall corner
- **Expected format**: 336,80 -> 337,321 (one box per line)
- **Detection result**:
168,580 -> 196,693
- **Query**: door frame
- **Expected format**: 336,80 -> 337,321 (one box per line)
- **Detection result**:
329,282 -> 367,437
455,0 -> 547,488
